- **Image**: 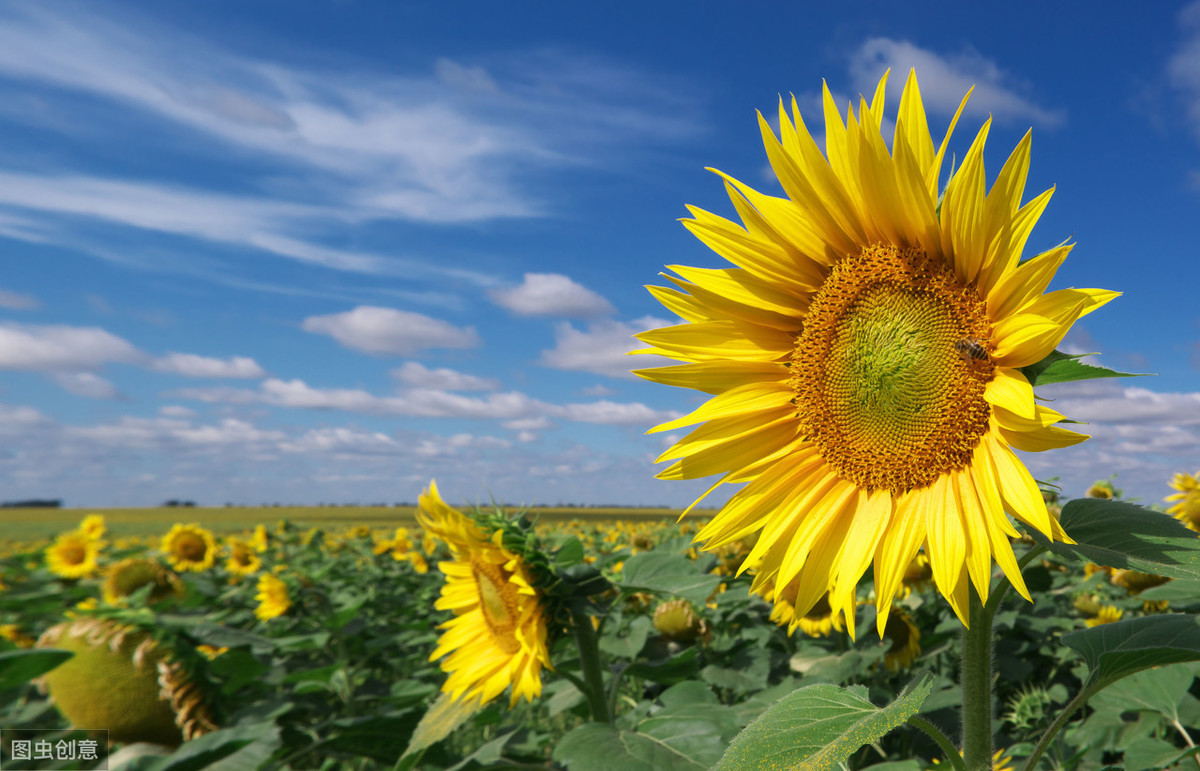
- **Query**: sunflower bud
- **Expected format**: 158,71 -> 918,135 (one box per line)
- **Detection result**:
653,599 -> 706,642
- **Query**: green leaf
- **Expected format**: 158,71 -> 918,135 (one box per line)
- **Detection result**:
1089,664 -> 1194,723
0,648 -> 72,691
1033,499 -> 1200,580
617,552 -> 721,607
402,692 -> 482,759
713,672 -> 934,771
1139,579 -> 1200,604
1062,615 -> 1200,687
555,536 -> 586,568
1019,350 -> 1147,387
625,647 -> 700,685
120,721 -> 280,770
1120,738 -> 1200,771
599,615 -> 652,659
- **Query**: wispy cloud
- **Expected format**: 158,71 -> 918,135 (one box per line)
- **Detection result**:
1170,2 -> 1200,140
153,353 -> 266,379
847,38 -> 1066,126
0,288 -> 39,310
392,362 -> 499,391
0,1 -> 701,298
539,316 -> 677,378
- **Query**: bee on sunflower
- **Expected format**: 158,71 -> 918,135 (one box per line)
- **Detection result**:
635,69 -> 1116,635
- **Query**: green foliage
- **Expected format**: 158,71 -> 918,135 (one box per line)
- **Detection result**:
1019,349 -> 1148,387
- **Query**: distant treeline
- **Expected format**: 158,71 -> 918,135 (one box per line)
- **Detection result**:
1,499 -> 62,508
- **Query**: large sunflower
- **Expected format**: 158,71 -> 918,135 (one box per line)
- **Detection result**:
418,482 -> 551,708
634,70 -> 1116,635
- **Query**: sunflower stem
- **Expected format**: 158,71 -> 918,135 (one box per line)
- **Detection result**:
961,585 -> 993,771
907,716 -> 965,771
570,605 -> 611,724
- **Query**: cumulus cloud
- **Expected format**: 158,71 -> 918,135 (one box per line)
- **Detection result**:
848,38 -> 1065,126
392,361 -> 498,391
302,306 -> 479,356
0,288 -> 39,310
489,273 -> 615,318
51,372 -> 120,399
539,316 -> 677,378
153,352 -> 266,378
0,322 -> 143,372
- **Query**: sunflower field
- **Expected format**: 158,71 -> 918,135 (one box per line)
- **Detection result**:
0,475 -> 1198,771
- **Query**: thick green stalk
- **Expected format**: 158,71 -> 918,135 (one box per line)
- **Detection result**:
961,585 -> 993,771
570,606 -> 611,723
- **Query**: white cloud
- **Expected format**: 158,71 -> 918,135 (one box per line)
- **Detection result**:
556,400 -> 679,426
392,361 -> 498,391
0,322 -> 143,372
153,352 -> 266,378
0,288 -> 39,310
581,384 -> 615,397
279,427 -> 402,455
539,316 -> 677,378
1171,2 -> 1200,137
848,38 -> 1066,126
66,416 -> 286,449
302,306 -> 479,356
502,416 -> 554,431
159,405 -> 196,417
51,372 -> 119,399
489,273 -> 615,318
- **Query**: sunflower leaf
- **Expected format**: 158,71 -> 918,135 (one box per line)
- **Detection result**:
1062,615 -> 1200,688
712,672 -> 934,771
402,692 -> 483,760
1019,349 -> 1147,387
0,648 -> 73,691
615,552 -> 722,607
1032,499 -> 1200,581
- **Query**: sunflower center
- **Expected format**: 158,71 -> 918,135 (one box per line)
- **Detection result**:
791,244 -> 994,494
177,536 -> 206,561
63,543 -> 86,565
473,560 -> 521,654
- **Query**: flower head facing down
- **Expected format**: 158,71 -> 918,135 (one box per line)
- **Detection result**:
1167,471 -> 1200,532
635,70 -> 1116,635
46,531 -> 101,579
161,524 -> 217,573
254,574 -> 290,621
418,481 -> 551,708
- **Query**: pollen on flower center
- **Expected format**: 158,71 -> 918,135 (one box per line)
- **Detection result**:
790,244 -> 994,494
473,560 -> 520,653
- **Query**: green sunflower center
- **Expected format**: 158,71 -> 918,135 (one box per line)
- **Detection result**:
790,244 -> 994,494
473,560 -> 520,653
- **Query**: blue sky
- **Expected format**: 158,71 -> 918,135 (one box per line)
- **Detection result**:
1,0 -> 1198,509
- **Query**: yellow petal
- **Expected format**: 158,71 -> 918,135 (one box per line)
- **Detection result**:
985,367 -> 1036,419
633,360 -> 789,395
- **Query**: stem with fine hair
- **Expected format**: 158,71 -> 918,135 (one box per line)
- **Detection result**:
908,715 -> 965,771
570,604 -> 611,724
961,584 -> 993,771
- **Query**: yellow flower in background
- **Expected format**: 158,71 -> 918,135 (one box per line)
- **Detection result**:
161,524 -> 217,572
80,514 -> 106,540
251,525 -> 270,552
1085,605 -> 1123,627
407,551 -> 429,574
635,69 -> 1116,635
196,644 -> 229,660
46,531 -> 101,579
932,748 -> 1014,771
0,624 -> 35,648
254,574 -> 290,621
224,539 -> 261,576
882,611 -> 922,671
900,553 -> 934,597
1167,470 -> 1200,532
419,482 -> 551,708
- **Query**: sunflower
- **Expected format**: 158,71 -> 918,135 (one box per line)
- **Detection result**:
1167,471 -> 1200,532
634,69 -> 1116,634
1085,605 -> 1123,627
46,530 -> 101,579
224,538 -> 261,576
79,514 -> 106,540
419,481 -> 551,708
254,574 -> 290,621
102,557 -> 184,605
161,524 -> 217,572
251,524 -> 270,553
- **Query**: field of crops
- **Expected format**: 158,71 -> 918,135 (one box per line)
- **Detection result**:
2,483 -> 1200,771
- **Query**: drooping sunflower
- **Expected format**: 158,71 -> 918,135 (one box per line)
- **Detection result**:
102,557 -> 184,605
161,524 -> 217,573
1167,471 -> 1200,532
254,573 -> 290,621
419,481 -> 551,708
46,530 -> 101,579
635,69 -> 1116,634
